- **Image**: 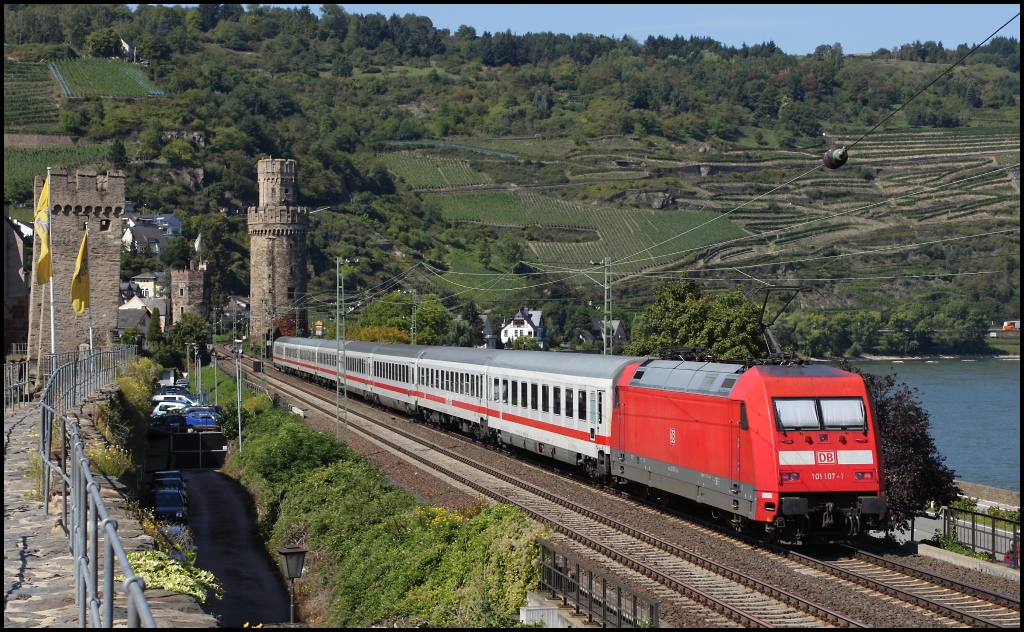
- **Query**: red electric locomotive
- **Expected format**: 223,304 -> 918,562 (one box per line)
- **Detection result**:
613,359 -> 887,541
272,336 -> 886,541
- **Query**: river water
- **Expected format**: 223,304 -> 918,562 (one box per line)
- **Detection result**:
848,358 -> 1020,492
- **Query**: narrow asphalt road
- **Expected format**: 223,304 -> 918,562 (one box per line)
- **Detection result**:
184,469 -> 291,627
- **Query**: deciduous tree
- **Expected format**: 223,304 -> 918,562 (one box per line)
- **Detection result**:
623,281 -> 763,360
839,361 -> 958,529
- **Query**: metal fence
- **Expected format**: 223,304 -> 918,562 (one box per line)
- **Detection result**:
213,355 -> 269,396
9,342 -> 28,356
943,507 -> 1020,567
4,359 -> 30,410
38,345 -> 158,627
538,539 -> 659,628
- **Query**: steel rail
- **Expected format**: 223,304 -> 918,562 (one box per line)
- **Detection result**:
777,545 -> 1020,628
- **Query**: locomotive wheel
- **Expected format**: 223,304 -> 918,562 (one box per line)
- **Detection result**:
762,524 -> 776,544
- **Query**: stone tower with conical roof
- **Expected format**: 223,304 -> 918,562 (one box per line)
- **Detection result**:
247,158 -> 308,346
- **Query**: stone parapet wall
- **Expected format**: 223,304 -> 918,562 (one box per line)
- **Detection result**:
957,480 -> 1021,508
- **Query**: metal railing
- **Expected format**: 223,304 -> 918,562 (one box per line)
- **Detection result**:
943,507 -> 1020,567
538,539 -> 659,628
9,342 -> 28,356
213,355 -> 269,396
4,359 -> 30,410
38,346 -> 158,627
36,345 -> 135,391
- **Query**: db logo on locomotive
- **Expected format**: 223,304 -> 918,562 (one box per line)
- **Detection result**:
816,451 -> 836,464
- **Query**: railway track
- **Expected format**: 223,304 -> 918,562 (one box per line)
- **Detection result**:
246,360 -> 862,627
228,351 -> 1019,627
790,545 -> 1020,628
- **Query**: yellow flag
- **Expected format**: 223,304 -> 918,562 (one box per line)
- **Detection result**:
33,175 -> 52,284
72,230 -> 89,316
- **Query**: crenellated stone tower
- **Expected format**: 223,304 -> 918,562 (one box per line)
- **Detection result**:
171,261 -> 210,320
247,158 -> 308,347
27,168 -> 125,365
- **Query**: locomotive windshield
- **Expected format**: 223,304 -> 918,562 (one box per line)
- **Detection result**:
773,397 -> 866,432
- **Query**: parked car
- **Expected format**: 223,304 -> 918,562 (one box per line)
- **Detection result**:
175,378 -> 190,388
152,476 -> 188,501
152,470 -> 187,487
182,405 -> 223,417
162,385 -> 185,395
153,413 -> 187,430
150,488 -> 187,523
185,411 -> 220,432
152,402 -> 186,417
151,394 -> 197,407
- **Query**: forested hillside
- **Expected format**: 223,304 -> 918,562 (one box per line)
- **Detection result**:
4,4 -> 1019,355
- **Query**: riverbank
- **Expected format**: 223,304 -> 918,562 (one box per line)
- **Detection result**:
813,354 -> 1020,362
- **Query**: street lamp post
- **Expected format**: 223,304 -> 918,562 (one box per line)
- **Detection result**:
195,344 -> 203,403
211,346 -> 218,407
277,543 -> 308,624
234,340 -> 243,455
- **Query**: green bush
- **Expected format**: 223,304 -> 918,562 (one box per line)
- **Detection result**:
232,405 -> 543,626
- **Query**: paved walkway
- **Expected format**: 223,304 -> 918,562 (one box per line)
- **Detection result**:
4,401 -> 218,628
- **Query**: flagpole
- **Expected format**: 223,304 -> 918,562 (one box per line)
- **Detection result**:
85,221 -> 94,352
46,167 -> 56,356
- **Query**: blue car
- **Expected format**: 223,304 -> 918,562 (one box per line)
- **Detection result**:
151,488 -> 187,523
185,411 -> 220,433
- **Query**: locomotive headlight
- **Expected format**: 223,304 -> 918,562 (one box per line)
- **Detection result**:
855,471 -> 875,481
779,471 -> 800,483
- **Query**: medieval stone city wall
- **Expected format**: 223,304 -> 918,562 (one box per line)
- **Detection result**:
27,168 -> 125,361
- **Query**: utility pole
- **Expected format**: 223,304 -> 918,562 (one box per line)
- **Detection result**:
335,257 -> 356,443
603,256 -> 612,356
410,289 -> 418,345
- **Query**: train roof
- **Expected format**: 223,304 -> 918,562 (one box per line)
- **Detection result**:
625,360 -> 852,398
275,337 -> 641,380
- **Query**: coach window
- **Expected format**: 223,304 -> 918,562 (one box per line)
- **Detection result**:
502,379 -> 509,403
521,382 -> 528,409
579,389 -> 587,421
597,392 -> 603,424
553,387 -> 561,415
565,389 -> 573,419
590,392 -> 597,424
511,381 -> 519,406
542,385 -> 550,413
531,384 -> 538,411
493,379 -> 500,402
459,373 -> 465,395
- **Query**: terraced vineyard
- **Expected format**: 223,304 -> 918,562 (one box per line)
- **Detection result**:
4,144 -> 133,200
381,153 -> 490,188
4,60 -> 60,132
432,190 -> 747,274
52,59 -> 162,98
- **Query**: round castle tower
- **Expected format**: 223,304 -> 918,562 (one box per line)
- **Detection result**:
248,158 -> 308,345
